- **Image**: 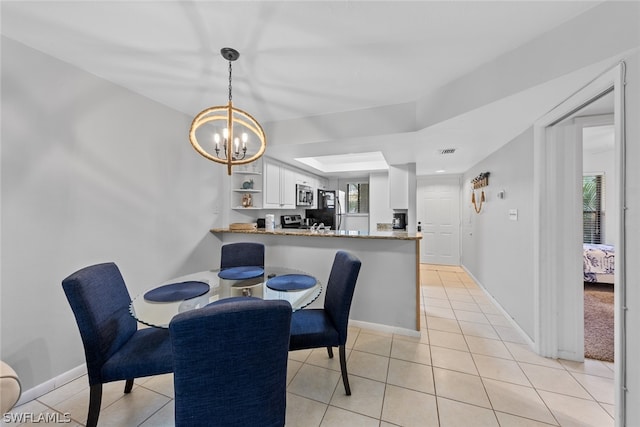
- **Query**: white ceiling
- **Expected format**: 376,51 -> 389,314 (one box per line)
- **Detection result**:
1,1 -> 608,176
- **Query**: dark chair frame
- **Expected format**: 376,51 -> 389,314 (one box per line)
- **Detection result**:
62,263 -> 173,427
288,251 -> 362,395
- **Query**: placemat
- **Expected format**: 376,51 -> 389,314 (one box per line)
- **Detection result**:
144,281 -> 210,302
218,266 -> 264,280
266,274 -> 316,291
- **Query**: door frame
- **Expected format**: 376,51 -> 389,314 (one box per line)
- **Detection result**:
533,62 -> 626,425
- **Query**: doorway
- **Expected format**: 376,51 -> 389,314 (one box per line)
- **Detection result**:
533,63 -> 626,424
579,113 -> 615,363
417,175 -> 461,265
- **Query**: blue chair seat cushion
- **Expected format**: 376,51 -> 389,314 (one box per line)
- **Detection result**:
100,327 -> 173,383
143,281 -> 210,302
266,274 -> 316,291
289,309 -> 340,350
218,266 -> 264,280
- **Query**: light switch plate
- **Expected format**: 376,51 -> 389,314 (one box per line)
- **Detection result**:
509,209 -> 518,221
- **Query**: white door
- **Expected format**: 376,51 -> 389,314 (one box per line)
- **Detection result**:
418,176 -> 460,265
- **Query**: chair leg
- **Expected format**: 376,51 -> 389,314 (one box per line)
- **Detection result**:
87,384 -> 103,427
327,346 -> 334,358
339,345 -> 351,396
124,379 -> 134,393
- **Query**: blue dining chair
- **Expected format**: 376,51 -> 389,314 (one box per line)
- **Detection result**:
170,297 -> 292,427
288,251 -> 362,395
62,263 -> 173,427
218,242 -> 265,280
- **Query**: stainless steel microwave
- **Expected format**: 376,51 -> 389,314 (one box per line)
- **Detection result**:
296,184 -> 314,206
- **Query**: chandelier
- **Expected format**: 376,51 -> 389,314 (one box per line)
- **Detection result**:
189,48 -> 266,175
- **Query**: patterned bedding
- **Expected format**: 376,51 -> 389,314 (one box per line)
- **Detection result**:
583,243 -> 615,283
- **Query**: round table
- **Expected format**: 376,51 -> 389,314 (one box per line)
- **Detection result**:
129,266 -> 322,328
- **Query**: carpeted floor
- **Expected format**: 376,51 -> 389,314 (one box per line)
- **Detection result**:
584,283 -> 614,362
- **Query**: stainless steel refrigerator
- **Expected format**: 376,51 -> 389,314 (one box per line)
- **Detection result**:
305,189 -> 346,230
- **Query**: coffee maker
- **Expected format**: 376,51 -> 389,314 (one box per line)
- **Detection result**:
392,213 -> 407,230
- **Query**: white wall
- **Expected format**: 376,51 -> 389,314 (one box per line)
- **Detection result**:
0,37 -> 221,390
342,215 -> 368,232
582,137 -> 615,246
461,128 -> 535,338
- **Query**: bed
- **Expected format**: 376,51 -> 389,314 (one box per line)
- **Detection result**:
583,243 -> 615,284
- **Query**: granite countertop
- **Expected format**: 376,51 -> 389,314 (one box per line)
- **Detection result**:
210,228 -> 422,241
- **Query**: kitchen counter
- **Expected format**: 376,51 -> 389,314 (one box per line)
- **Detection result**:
210,226 -> 423,333
210,228 -> 421,241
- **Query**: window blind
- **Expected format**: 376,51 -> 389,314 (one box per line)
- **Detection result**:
583,174 -> 604,244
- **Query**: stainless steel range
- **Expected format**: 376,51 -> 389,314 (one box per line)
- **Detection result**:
281,214 -> 318,229
281,214 -> 306,229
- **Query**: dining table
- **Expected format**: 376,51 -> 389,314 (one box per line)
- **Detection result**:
129,266 -> 322,328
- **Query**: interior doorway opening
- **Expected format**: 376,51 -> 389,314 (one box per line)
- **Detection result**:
533,63 -> 626,425
580,114 -> 615,364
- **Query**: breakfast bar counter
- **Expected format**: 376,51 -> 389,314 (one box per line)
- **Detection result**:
210,227 -> 421,240
210,228 -> 423,333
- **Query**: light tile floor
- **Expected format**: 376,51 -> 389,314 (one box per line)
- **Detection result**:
7,264 -> 615,426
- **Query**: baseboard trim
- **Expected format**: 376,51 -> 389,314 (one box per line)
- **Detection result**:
349,319 -> 421,338
16,364 -> 87,406
461,265 -> 536,351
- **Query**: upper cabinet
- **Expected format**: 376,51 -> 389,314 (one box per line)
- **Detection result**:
388,164 -> 409,209
387,163 -> 417,232
263,159 -> 296,209
294,171 -> 314,187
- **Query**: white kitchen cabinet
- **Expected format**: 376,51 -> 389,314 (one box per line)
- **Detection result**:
263,159 -> 296,209
388,163 -> 417,232
294,171 -> 310,186
295,170 -> 323,192
388,164 -> 409,209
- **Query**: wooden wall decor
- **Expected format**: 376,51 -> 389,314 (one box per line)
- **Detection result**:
471,172 -> 490,213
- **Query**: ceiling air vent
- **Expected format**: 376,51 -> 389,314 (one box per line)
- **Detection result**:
438,148 -> 456,155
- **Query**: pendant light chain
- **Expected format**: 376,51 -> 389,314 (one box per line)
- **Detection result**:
228,60 -> 233,102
